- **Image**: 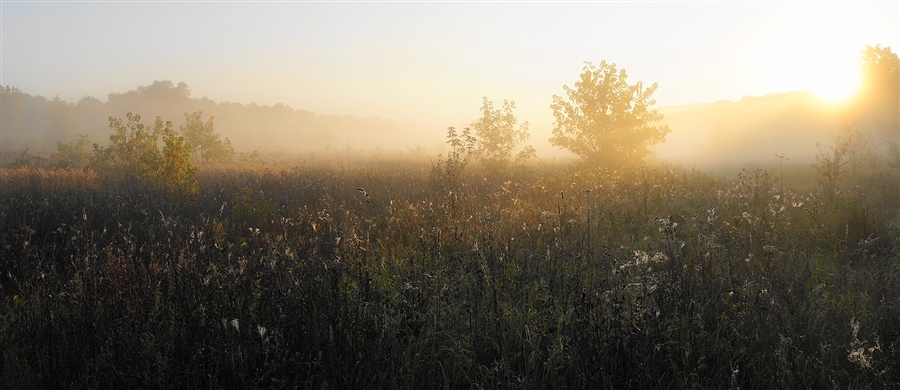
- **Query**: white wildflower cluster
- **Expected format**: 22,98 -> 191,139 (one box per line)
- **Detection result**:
706,207 -> 717,224
769,203 -> 785,216
222,318 -> 240,333
620,250 -> 668,295
620,250 -> 668,270
656,217 -> 677,232
847,318 -> 881,369
257,325 -> 268,342
741,212 -> 754,224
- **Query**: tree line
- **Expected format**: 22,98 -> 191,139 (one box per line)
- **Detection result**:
3,45 -> 897,179
0,81 -> 402,155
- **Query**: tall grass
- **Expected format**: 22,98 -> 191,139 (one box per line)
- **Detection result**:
1,158 -> 897,388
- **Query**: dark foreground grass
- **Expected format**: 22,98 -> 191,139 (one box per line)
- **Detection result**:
1,160 -> 898,389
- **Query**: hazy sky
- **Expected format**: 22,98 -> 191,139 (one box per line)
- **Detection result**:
2,1 -> 897,131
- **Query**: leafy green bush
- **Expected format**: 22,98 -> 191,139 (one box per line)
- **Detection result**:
51,134 -> 92,169
91,113 -> 197,198
181,111 -> 235,165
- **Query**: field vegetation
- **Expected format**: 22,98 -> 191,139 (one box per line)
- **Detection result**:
2,126 -> 899,388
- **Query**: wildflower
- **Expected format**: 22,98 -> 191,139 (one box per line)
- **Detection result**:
769,203 -> 785,215
650,252 -> 668,263
257,325 -> 267,339
634,250 -> 650,265
231,318 -> 240,332
706,208 -> 717,223
656,217 -> 669,232
763,245 -> 780,255
621,251 -> 668,270
848,318 -> 881,369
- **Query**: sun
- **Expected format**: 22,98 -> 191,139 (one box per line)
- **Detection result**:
744,5 -> 872,102
810,51 -> 862,102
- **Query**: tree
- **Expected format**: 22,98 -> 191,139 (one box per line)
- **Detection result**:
550,61 -> 670,166
858,45 -> 898,99
855,45 -> 899,148
471,97 -> 535,170
52,134 -> 92,169
181,111 -> 234,164
92,113 -> 160,176
147,121 -> 198,197
441,126 -> 478,181
92,113 -> 197,197
47,96 -> 76,149
1,86 -> 30,151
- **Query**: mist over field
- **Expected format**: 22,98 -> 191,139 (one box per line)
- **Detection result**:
2,2 -> 900,388
653,88 -> 899,171
2,76 -> 897,171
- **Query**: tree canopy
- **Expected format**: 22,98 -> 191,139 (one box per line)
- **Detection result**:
471,97 -> 535,170
550,61 -> 670,166
181,111 -> 235,164
855,45 -> 899,143
92,113 -> 198,197
859,44 -> 898,98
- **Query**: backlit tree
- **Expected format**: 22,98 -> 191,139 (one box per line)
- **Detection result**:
550,61 -> 670,166
471,97 -> 535,170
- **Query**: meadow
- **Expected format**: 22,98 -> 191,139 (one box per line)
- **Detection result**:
1,151 -> 898,388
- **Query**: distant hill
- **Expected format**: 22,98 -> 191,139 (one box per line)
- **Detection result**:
0,81 -> 419,154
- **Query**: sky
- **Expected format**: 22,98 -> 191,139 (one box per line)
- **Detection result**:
1,1 -> 898,133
